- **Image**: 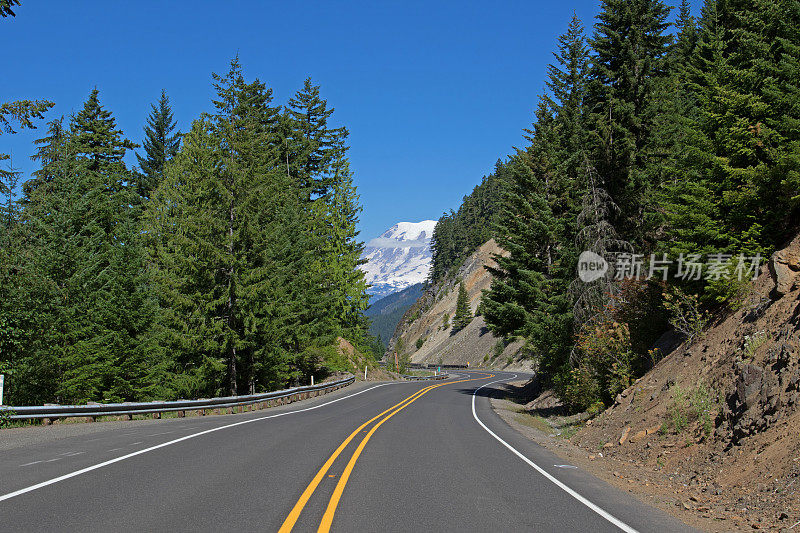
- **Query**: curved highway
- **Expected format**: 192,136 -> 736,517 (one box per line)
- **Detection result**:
0,371 -> 695,532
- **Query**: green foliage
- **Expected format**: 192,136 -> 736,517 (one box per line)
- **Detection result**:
452,282 -> 472,332
666,386 -> 690,433
555,365 -> 601,413
0,53 -> 372,405
429,169 -> 505,284
664,382 -> 718,437
365,284 -> 423,348
662,287 -> 707,341
415,337 -> 425,350
742,331 -> 771,360
493,339 -> 505,359
135,89 -> 180,198
398,350 -> 411,375
442,313 -> 450,330
575,319 -> 635,404
0,0 -> 19,17
703,262 -> 752,310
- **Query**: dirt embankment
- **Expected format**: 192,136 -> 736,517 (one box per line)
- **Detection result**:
495,233 -> 800,532
387,240 -> 533,371
336,337 -> 398,381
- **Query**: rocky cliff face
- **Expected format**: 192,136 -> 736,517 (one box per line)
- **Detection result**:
388,239 -> 531,370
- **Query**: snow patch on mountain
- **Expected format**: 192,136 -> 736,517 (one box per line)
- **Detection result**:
361,220 -> 437,300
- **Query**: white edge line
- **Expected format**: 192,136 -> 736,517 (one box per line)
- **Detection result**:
0,382 -> 394,503
471,374 -> 639,533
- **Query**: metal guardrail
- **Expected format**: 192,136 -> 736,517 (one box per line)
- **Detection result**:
401,373 -> 449,381
378,361 -> 469,370
0,375 -> 355,423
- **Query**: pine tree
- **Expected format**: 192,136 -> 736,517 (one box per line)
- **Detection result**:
136,89 -> 180,198
318,157 -> 370,336
483,16 -> 592,376
0,0 -> 19,17
482,151 -> 555,341
144,58 -> 300,396
452,282 -> 472,332
586,0 -> 672,243
284,78 -> 349,198
14,89 -> 161,403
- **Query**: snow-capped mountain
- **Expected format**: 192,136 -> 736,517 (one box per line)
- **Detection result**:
361,220 -> 437,300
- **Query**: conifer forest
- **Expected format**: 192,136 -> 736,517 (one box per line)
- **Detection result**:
2,0 -> 800,415
1,4 -> 373,404
430,0 -> 800,409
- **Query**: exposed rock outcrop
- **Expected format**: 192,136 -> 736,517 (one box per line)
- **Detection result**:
769,246 -> 800,298
388,240 -> 530,370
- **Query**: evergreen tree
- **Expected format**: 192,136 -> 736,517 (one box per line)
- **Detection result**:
136,89 -> 180,198
586,0 -> 672,243
483,16 -> 591,377
452,282 -> 472,332
15,89 -> 160,403
0,0 -> 18,17
284,78 -> 349,198
144,58 -> 300,396
664,0 -> 800,260
428,163 -> 506,284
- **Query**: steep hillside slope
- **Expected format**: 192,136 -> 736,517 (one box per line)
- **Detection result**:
365,283 -> 424,346
507,233 -> 800,531
388,239 -> 530,370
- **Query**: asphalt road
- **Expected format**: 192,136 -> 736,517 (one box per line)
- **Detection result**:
0,371 -> 696,532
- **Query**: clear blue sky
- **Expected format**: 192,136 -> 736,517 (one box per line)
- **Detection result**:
1,0 -> 700,240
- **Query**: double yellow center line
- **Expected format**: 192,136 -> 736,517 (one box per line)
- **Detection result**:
278,372 -> 494,533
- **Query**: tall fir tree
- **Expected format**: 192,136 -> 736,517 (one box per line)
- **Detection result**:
452,282 -> 473,332
136,89 -> 181,198
586,0 -> 672,244
15,89 -> 161,403
144,59 -> 303,396
284,78 -> 349,198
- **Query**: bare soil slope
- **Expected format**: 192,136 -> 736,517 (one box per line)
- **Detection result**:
388,240 -> 532,371
525,234 -> 800,531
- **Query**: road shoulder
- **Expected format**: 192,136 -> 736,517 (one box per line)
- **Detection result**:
491,380 -> 735,533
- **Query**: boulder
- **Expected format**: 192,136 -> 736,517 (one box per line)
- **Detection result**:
736,363 -> 763,411
769,248 -> 800,298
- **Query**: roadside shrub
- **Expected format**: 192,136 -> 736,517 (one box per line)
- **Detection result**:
575,319 -> 635,404
555,364 -> 601,412
416,337 -> 425,350
398,351 -> 412,374
742,331 -> 770,360
0,408 -> 14,429
442,314 -> 450,330
666,385 -> 690,433
692,382 -> 717,437
612,279 -> 670,367
663,382 -> 718,438
662,286 -> 707,341
704,261 -> 752,310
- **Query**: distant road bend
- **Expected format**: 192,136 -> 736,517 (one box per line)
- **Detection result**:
0,371 -> 695,532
